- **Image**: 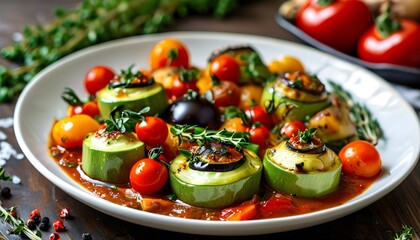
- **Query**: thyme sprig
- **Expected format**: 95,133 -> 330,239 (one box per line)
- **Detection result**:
0,206 -> 42,240
394,225 -> 413,240
0,0 -> 244,102
170,124 -> 250,150
329,81 -> 382,145
104,106 -> 149,133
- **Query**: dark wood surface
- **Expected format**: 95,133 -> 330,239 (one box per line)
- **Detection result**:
0,0 -> 419,239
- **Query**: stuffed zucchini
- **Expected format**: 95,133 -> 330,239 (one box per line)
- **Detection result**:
169,125 -> 262,209
82,127 -> 145,184
97,65 -> 167,119
260,71 -> 331,122
263,128 -> 341,198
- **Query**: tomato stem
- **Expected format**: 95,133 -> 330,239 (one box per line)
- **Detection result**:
376,7 -> 401,37
317,0 -> 335,7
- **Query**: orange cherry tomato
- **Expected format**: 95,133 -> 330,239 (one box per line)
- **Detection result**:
339,140 -> 382,178
268,56 -> 305,73
52,114 -> 100,148
150,38 -> 190,71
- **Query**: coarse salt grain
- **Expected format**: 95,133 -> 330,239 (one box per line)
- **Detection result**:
0,118 -> 13,128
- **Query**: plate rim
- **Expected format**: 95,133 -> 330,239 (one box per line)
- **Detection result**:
13,31 -> 420,236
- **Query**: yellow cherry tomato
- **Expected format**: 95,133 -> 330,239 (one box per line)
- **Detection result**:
268,56 -> 305,73
238,84 -> 263,109
52,114 -> 100,148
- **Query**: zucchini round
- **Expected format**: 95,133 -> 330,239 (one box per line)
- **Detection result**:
97,82 -> 167,119
260,72 -> 330,122
263,141 -> 341,198
82,129 -> 145,184
169,149 -> 262,209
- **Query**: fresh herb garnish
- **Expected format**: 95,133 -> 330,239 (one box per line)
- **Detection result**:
104,106 -> 149,133
394,225 -> 413,240
179,67 -> 200,82
119,64 -> 143,85
0,0 -> 244,102
297,128 -> 317,143
170,124 -> 250,150
329,81 -> 382,145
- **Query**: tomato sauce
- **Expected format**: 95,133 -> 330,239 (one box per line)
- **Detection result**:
49,143 -> 377,221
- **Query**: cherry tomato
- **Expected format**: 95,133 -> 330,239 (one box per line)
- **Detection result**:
268,56 -> 305,73
84,65 -> 115,95
296,0 -> 372,54
209,55 -> 241,83
150,38 -> 190,71
208,80 -> 241,108
244,105 -> 274,129
280,121 -> 307,139
358,18 -> 420,68
67,101 -> 100,118
167,75 -> 199,101
135,116 -> 169,147
339,140 -> 382,178
129,158 -> 168,195
238,84 -> 263,109
247,124 -> 270,149
52,114 -> 100,148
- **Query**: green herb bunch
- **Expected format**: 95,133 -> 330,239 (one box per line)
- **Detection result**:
0,0 -> 245,102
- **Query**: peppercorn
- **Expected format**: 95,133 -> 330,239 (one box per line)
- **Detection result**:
39,222 -> 49,231
82,233 -> 92,240
41,216 -> 50,224
53,220 -> 66,232
1,187 -> 11,199
29,209 -> 41,224
26,219 -> 37,230
49,232 -> 61,240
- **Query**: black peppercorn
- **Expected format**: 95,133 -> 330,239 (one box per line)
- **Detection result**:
26,219 -> 37,230
1,187 -> 11,199
82,233 -> 92,240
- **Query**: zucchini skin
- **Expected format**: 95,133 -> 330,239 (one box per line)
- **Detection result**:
263,141 -> 342,198
169,150 -> 263,209
82,132 -> 145,184
97,82 -> 167,119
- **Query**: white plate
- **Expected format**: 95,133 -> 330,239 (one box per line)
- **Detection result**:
14,32 -> 420,236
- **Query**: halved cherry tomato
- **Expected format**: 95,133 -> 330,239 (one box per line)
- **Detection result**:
296,0 -> 372,54
358,16 -> 420,68
129,157 -> 168,195
209,55 -> 241,83
339,140 -> 382,178
150,38 -> 190,71
52,114 -> 100,148
244,105 -> 274,130
280,121 -> 307,139
135,116 -> 169,147
84,65 -> 115,95
219,200 -> 258,221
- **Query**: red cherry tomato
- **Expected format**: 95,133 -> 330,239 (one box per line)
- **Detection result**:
209,55 -> 241,83
150,38 -> 190,71
84,65 -> 115,95
280,121 -> 307,139
208,80 -> 241,108
67,101 -> 100,118
244,106 -> 274,129
358,18 -> 420,68
296,0 -> 372,54
167,75 -> 199,101
248,124 -> 270,149
135,116 -> 169,147
130,157 -> 168,195
339,140 -> 382,178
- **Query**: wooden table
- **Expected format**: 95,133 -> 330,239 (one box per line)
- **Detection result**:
0,0 -> 419,239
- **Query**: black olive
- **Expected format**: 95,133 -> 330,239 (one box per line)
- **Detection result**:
163,94 -> 219,130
